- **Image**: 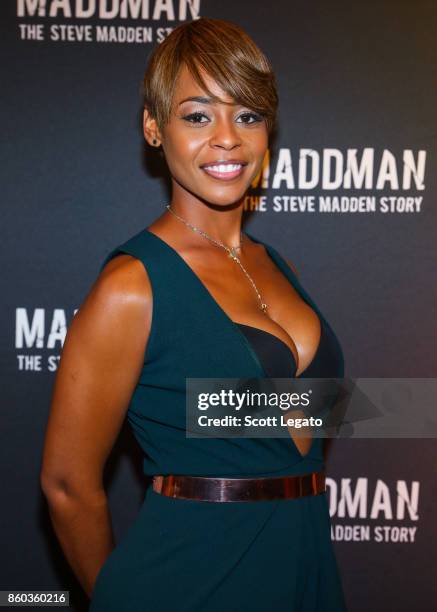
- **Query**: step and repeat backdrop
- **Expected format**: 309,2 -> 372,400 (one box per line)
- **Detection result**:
2,1 -> 436,610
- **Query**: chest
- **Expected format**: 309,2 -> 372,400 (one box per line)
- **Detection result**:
178,246 -> 321,377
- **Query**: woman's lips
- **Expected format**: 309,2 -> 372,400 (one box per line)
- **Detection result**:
201,163 -> 246,181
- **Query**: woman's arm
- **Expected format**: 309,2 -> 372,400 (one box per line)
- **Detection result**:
40,254 -> 152,598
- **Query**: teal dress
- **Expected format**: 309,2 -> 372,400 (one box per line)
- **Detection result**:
89,227 -> 347,612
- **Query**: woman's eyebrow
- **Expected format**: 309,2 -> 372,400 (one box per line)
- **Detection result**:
178,95 -> 237,106
178,96 -> 213,106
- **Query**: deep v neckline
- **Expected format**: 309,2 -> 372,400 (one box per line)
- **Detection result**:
143,227 -> 323,378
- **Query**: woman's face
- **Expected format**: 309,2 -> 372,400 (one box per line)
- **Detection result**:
155,64 -> 268,207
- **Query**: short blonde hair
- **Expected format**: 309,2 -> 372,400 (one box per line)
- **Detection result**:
142,17 -> 278,135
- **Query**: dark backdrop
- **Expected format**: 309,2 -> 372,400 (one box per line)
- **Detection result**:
1,1 -> 436,610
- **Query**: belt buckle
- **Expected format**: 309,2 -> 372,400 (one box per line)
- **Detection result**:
153,475 -> 164,494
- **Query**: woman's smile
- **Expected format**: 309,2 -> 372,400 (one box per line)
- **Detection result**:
200,159 -> 248,181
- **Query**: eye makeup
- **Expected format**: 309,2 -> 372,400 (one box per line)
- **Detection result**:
180,109 -> 264,125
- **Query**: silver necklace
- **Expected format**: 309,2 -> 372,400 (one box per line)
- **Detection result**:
166,204 -> 268,314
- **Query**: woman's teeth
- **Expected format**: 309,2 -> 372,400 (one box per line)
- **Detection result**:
204,164 -> 242,172
201,163 -> 245,179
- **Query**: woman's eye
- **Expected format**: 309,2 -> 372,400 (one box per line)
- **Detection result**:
237,112 -> 263,124
181,111 -> 263,125
182,112 -> 210,124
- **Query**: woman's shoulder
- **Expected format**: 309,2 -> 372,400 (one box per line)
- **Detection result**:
96,228 -> 154,313
90,254 -> 152,329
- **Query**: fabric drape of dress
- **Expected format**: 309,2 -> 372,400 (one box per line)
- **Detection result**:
89,227 -> 347,612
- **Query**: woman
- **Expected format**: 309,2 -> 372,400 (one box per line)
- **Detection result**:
40,17 -> 347,612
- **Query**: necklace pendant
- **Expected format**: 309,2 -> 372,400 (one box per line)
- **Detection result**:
228,247 -> 240,260
260,303 -> 268,313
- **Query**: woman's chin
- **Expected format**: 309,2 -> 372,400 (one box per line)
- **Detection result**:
197,187 -> 249,208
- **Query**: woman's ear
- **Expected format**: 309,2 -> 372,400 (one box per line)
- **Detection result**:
143,108 -> 162,147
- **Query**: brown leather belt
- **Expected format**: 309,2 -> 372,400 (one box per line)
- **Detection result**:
152,471 -> 325,502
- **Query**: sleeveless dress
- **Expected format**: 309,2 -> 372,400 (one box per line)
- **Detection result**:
89,227 -> 347,612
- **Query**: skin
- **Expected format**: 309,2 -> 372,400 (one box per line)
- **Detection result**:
40,62 -> 320,598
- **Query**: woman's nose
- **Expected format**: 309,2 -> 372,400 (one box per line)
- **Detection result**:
209,118 -> 241,150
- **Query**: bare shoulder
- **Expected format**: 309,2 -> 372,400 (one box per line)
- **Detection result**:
69,252 -> 153,343
97,253 -> 152,300
40,253 -> 153,494
69,251 -> 153,356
